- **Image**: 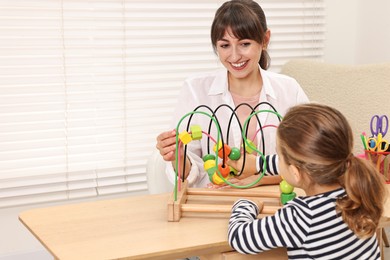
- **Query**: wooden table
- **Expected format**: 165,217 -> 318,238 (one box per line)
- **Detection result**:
19,185 -> 390,260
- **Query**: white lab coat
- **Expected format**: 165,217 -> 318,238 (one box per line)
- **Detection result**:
166,67 -> 309,187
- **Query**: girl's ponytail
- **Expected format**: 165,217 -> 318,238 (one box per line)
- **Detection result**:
337,156 -> 387,238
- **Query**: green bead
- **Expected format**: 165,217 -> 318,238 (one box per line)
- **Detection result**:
206,166 -> 217,176
202,154 -> 215,162
228,147 -> 241,160
280,192 -> 296,205
190,125 -> 202,140
279,179 -> 294,194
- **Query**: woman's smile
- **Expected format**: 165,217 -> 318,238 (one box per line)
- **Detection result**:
231,61 -> 248,69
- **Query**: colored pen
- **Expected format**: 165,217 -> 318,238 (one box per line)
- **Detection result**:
361,133 -> 368,150
362,132 -> 371,160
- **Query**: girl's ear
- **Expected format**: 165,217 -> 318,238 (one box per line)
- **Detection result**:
288,164 -> 302,183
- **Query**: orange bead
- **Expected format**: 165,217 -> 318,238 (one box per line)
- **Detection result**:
217,163 -> 230,178
218,144 -> 231,160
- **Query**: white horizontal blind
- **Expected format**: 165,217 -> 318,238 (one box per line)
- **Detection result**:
263,0 -> 325,71
0,0 -> 324,208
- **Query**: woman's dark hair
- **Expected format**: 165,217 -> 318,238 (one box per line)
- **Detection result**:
211,0 -> 270,70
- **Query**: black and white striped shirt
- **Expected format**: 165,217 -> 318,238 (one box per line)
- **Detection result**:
228,188 -> 381,259
257,154 -> 279,175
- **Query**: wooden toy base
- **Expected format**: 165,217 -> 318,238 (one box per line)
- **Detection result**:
168,181 -> 282,222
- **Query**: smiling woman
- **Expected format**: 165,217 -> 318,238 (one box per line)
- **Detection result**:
155,0 -> 315,190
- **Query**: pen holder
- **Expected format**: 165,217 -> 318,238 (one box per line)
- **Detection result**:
362,150 -> 390,183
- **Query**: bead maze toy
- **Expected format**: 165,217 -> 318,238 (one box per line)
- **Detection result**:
167,102 -> 297,222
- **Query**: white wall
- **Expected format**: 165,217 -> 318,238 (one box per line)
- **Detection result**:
2,1 -> 390,259
355,0 -> 390,64
324,0 -> 390,64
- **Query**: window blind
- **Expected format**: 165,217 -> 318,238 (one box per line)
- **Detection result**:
0,0 -> 325,208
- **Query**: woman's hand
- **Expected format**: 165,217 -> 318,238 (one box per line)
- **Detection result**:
156,129 -> 192,179
156,130 -> 177,162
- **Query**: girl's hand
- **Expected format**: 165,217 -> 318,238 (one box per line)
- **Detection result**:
227,153 -> 258,179
207,175 -> 261,189
210,175 -> 282,189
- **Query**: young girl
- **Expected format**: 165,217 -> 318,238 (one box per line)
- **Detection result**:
228,103 -> 387,259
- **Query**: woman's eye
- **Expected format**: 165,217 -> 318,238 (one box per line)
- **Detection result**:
241,42 -> 251,47
219,44 -> 229,48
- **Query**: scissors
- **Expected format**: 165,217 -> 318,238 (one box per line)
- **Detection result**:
370,115 -> 388,137
367,133 -> 390,152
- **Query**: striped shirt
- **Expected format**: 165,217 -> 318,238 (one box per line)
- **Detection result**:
228,188 -> 381,260
257,154 -> 279,175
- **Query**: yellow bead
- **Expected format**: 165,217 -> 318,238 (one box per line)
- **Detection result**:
178,131 -> 192,145
229,166 -> 238,176
242,139 -> 255,154
203,159 -> 216,171
213,140 -> 223,153
212,173 -> 226,185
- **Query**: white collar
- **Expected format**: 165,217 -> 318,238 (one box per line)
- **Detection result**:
207,66 -> 277,100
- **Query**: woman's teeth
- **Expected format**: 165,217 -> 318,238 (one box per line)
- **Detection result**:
231,61 -> 246,68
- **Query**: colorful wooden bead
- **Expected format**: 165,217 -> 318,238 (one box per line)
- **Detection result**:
190,125 -> 202,140
279,179 -> 294,194
213,140 -> 223,153
218,163 -> 230,178
206,166 -> 217,175
228,147 -> 241,160
280,192 -> 296,205
242,139 -> 255,154
178,131 -> 192,145
204,159 -> 216,171
212,173 -> 225,185
202,154 -> 215,162
229,166 -> 238,176
217,144 -> 231,160
279,179 -> 296,205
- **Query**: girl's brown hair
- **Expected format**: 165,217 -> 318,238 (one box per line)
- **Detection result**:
210,0 -> 270,70
277,103 -> 387,238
